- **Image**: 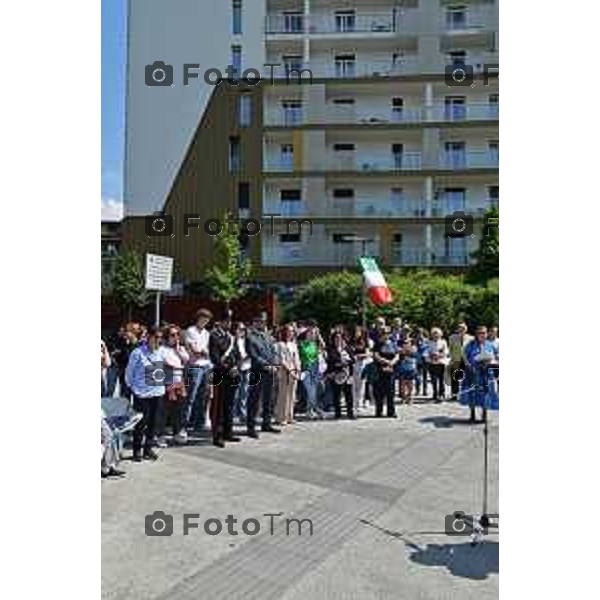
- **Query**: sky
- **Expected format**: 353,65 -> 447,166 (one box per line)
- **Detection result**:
101,0 -> 126,220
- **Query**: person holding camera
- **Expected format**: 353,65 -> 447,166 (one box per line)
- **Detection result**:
125,327 -> 168,462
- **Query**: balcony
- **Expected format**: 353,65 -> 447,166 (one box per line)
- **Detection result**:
430,103 -> 499,122
265,12 -> 404,37
390,246 -> 470,267
438,151 -> 498,170
262,242 -> 381,267
265,58 -> 421,80
263,201 -> 308,217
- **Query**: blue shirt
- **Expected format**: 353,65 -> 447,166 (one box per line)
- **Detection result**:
125,343 -> 168,398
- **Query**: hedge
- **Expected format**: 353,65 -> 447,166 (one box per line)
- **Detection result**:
282,270 -> 498,333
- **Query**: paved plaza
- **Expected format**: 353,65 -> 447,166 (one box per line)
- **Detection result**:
102,401 -> 499,600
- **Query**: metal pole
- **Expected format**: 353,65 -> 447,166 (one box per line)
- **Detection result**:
155,291 -> 161,328
362,240 -> 367,330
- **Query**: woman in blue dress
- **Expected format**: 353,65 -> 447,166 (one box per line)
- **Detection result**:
461,326 -> 499,423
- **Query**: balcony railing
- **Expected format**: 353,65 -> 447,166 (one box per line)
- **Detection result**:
390,247 -> 470,266
263,202 -> 308,217
265,59 -> 421,80
262,243 -> 381,267
265,13 -> 400,36
439,151 -> 498,170
431,103 -> 499,121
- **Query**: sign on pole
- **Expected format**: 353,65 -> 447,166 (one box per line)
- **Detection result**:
145,254 -> 173,327
145,254 -> 173,292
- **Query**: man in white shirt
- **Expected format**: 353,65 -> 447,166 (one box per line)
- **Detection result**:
179,308 -> 213,441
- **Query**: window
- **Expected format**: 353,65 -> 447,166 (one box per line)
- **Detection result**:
444,141 -> 466,168
283,54 -> 303,74
392,97 -> 404,121
444,96 -> 467,120
333,189 -> 355,199
333,98 -> 355,105
280,144 -> 294,167
488,94 -> 499,118
238,182 -> 250,210
280,234 -> 301,243
488,185 -> 499,209
231,45 -> 242,77
335,10 -> 356,32
392,143 -> 404,169
488,140 -> 499,163
333,233 -> 354,244
391,188 -> 404,214
334,143 -> 355,152
280,189 -> 302,201
444,237 -> 467,262
229,136 -> 241,172
446,6 -> 467,30
448,50 -> 467,65
283,11 -> 304,33
238,94 -> 252,126
281,99 -> 303,125
442,188 -> 466,212
335,54 -> 356,78
232,0 -> 242,35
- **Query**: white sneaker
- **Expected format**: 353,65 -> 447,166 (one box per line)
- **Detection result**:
174,430 -> 188,444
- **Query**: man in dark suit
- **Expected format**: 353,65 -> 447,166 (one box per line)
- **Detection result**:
245,314 -> 280,438
208,312 -> 241,447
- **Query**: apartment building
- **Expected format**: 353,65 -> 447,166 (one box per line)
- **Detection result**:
123,0 -> 499,284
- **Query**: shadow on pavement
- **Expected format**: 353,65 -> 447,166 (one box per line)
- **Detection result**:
419,415 -> 476,428
359,519 -> 498,580
406,540 -> 498,580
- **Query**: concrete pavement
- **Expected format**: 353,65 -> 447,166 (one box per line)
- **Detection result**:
102,400 -> 499,600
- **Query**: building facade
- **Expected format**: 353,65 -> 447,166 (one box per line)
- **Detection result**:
123,0 -> 499,285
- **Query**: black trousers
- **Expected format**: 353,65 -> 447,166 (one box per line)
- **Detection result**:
211,369 -> 235,442
156,396 -> 183,438
246,369 -> 275,432
132,395 -> 162,454
332,382 -> 354,418
428,364 -> 446,399
374,372 -> 396,417
450,360 -> 466,398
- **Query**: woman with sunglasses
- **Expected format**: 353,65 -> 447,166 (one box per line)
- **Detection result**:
156,326 -> 190,446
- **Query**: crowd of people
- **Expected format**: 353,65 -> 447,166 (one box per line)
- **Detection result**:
101,309 -> 499,478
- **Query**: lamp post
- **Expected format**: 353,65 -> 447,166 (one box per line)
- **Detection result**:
340,235 -> 375,330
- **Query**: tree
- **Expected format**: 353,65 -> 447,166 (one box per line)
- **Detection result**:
204,212 -> 252,311
110,249 -> 149,321
468,206 -> 499,284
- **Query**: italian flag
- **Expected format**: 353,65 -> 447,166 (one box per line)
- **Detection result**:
359,257 -> 392,306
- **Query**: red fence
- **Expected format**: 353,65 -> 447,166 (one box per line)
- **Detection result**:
101,292 -> 278,335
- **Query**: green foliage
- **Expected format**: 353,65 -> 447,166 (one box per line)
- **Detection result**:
284,269 -> 498,332
468,206 -> 499,284
204,212 -> 252,307
110,249 -> 149,319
